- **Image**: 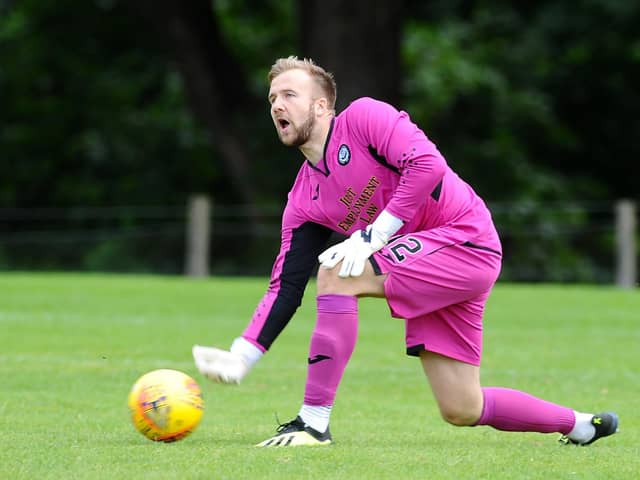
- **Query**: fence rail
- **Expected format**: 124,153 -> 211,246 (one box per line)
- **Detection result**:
0,198 -> 637,286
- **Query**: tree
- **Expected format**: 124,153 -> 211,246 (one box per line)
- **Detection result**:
129,0 -> 405,196
2,0 -> 638,279
299,0 -> 404,109
130,0 -> 260,208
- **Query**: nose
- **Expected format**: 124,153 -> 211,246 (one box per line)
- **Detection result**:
271,96 -> 284,112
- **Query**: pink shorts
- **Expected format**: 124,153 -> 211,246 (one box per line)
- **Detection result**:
371,231 -> 502,366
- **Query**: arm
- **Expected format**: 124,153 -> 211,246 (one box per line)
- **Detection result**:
243,220 -> 333,350
350,97 -> 447,223
320,98 -> 447,277
193,219 -> 333,383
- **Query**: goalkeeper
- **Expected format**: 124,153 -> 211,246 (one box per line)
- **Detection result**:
193,56 -> 618,447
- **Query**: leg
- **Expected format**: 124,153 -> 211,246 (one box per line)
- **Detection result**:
419,350 -> 483,426
419,335 -> 618,445
299,261 -> 384,430
256,261 -> 386,446
258,230 -> 497,446
264,235 -> 498,445
379,238 -> 618,445
420,350 -> 577,431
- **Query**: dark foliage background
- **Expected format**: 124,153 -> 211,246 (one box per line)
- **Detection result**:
1,0 -> 638,281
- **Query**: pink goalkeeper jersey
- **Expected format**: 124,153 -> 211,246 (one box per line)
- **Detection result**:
242,97 -> 501,351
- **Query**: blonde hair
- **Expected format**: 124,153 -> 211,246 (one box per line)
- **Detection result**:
268,56 -> 337,110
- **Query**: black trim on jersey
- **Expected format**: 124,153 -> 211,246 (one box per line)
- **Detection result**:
406,344 -> 426,357
256,222 -> 333,349
462,241 -> 502,256
367,145 -> 400,174
369,256 -> 383,276
307,118 -> 335,177
430,180 -> 443,201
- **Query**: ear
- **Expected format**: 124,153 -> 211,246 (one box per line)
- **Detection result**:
314,97 -> 329,116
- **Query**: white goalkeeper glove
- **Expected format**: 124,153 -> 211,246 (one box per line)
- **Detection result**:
193,345 -> 248,384
318,210 -> 404,278
192,337 -> 263,384
321,225 -> 386,277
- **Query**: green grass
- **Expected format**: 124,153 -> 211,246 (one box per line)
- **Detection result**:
0,273 -> 638,479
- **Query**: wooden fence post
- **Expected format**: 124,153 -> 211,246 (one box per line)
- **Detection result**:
615,199 -> 637,288
185,194 -> 211,278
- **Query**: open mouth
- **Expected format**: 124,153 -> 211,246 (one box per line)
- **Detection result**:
278,119 -> 290,131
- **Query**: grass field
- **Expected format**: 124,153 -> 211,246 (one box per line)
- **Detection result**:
1,273 -> 638,479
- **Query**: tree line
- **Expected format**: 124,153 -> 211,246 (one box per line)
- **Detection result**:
1,0 -> 638,279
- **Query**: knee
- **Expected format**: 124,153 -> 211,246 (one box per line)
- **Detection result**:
316,266 -> 342,295
316,261 -> 383,297
438,402 -> 482,427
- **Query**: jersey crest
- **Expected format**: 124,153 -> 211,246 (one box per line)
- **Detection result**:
338,144 -> 351,165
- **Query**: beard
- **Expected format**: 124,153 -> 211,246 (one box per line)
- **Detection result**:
280,105 -> 315,147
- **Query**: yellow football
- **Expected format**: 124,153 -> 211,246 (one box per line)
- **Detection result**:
128,369 -> 204,442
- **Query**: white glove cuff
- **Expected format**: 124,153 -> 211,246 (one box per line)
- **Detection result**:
371,209 -> 404,243
230,337 -> 264,367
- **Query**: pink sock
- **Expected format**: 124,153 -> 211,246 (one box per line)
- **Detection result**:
303,294 -> 358,406
476,387 -> 575,434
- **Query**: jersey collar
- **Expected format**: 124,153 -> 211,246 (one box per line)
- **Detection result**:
306,117 -> 334,177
